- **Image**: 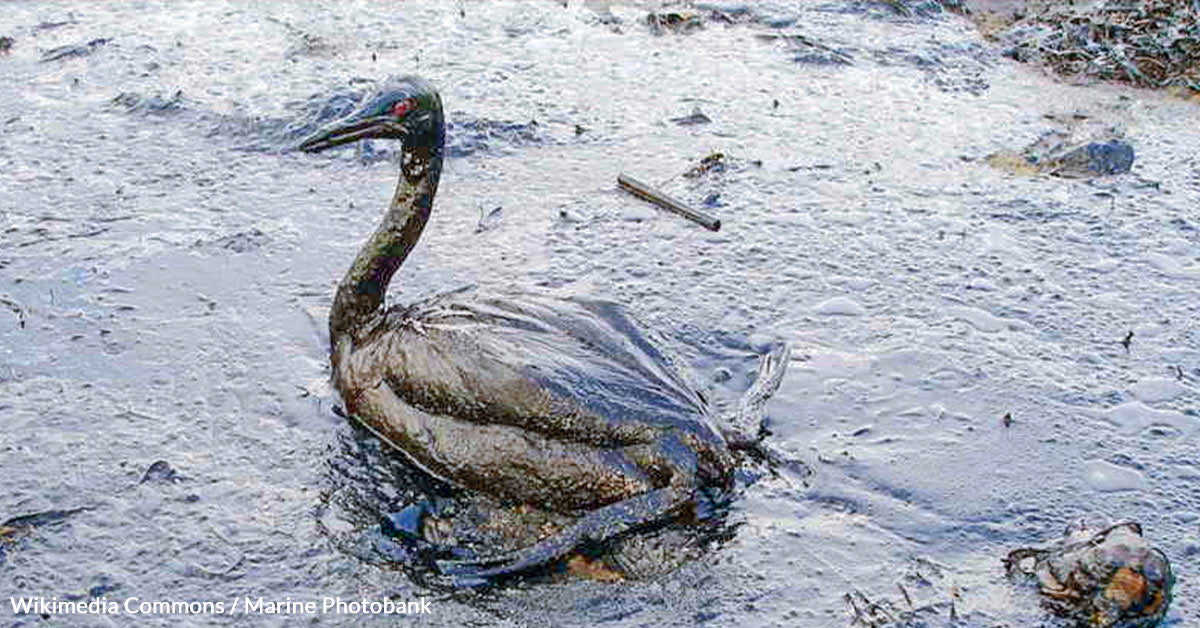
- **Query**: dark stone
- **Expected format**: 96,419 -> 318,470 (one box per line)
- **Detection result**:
140,460 -> 180,484
1085,140 -> 1135,175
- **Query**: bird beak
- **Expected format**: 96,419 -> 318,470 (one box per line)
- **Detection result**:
298,113 -> 394,153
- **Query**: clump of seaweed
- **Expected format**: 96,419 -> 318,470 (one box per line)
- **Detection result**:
995,0 -> 1200,93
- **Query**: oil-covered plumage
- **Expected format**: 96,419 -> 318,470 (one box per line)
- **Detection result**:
301,76 -> 785,581
337,289 -> 734,512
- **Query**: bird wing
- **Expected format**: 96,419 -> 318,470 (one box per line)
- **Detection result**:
362,288 -> 716,449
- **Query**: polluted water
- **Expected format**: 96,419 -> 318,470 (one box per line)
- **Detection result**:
1,2 -> 1198,627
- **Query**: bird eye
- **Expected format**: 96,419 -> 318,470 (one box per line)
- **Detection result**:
391,97 -> 416,118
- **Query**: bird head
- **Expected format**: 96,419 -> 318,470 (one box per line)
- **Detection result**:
299,76 -> 442,153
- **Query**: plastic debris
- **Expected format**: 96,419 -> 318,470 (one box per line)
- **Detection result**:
1005,521 -> 1172,628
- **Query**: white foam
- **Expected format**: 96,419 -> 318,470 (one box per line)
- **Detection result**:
827,275 -> 874,291
1085,259 -> 1120,274
980,228 -> 1025,259
1083,459 -> 1147,492
1096,401 -> 1198,436
944,305 -> 1031,333
814,296 -> 866,316
1145,252 -> 1200,280
1129,378 -> 1189,403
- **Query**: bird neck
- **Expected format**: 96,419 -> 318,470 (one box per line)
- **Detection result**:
329,124 -> 444,348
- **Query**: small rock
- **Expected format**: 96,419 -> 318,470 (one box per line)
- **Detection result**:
140,460 -> 180,484
1048,140 -> 1135,178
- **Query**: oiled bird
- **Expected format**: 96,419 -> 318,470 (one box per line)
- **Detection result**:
300,76 -> 789,581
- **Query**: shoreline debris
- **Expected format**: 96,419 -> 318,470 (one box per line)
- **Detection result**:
1,508 -> 92,565
981,0 -> 1200,94
1005,520 -> 1172,628
843,557 -> 959,627
617,174 -> 721,232
40,37 -> 111,63
646,12 -> 703,35
685,152 -> 727,178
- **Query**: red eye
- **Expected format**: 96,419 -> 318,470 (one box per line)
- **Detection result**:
391,98 -> 416,118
